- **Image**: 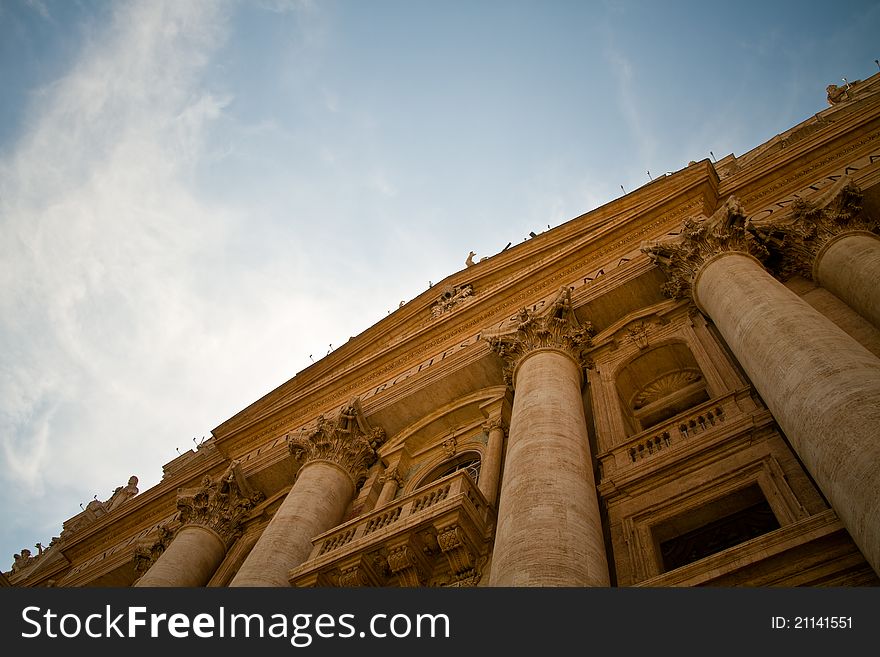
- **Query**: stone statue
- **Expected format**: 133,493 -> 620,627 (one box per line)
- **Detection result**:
11,549 -> 33,573
466,251 -> 476,267
103,475 -> 140,512
826,79 -> 861,105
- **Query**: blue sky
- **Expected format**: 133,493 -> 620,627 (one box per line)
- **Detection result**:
1,0 -> 878,572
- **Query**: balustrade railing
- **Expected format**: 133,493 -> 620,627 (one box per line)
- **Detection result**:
600,392 -> 744,477
310,470 -> 487,560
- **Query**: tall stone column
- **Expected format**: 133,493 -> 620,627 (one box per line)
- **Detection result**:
645,197 -> 880,576
754,177 -> 880,329
478,418 -> 506,507
135,461 -> 262,587
485,288 -> 610,586
230,398 -> 384,587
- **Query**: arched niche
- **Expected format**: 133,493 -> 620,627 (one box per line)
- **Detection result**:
615,341 -> 709,435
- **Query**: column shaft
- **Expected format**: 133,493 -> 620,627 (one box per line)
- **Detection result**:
375,475 -> 399,508
478,423 -> 504,506
696,252 -> 880,574
230,461 -> 354,587
815,232 -> 880,330
135,525 -> 226,587
489,349 -> 609,586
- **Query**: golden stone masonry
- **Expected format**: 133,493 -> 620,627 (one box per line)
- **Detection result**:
7,73 -> 880,588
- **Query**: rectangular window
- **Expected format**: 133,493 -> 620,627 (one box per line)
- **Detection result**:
653,484 -> 781,572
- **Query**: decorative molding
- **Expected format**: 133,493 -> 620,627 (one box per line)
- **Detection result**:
751,177 -> 877,280
436,524 -> 476,579
336,555 -> 384,587
626,321 -> 651,351
642,196 -> 769,299
431,284 -> 474,317
386,542 -> 431,587
441,437 -> 457,458
484,287 -> 593,385
288,397 -> 386,487
744,133 -> 880,208
632,370 -> 703,410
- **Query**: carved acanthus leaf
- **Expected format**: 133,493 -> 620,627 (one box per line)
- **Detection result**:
133,524 -> 175,575
642,196 -> 768,299
288,397 -> 386,487
481,418 -> 508,435
378,465 -> 404,488
484,287 -> 593,385
751,177 -> 876,280
175,460 -> 264,545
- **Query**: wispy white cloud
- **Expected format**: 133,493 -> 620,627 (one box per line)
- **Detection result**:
0,0 -> 328,559
0,0 -> 408,564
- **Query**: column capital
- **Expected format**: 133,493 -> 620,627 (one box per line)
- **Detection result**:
484,287 -> 593,386
288,397 -> 386,488
377,465 -> 404,488
642,196 -> 768,299
752,177 -> 877,280
175,460 -> 264,546
481,417 -> 508,435
133,524 -> 175,577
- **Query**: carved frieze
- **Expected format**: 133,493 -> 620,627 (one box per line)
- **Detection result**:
288,397 -> 386,487
751,177 -> 877,280
174,460 -> 264,546
642,196 -> 769,299
484,287 -> 593,385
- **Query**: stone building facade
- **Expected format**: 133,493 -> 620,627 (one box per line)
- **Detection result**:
7,73 -> 880,588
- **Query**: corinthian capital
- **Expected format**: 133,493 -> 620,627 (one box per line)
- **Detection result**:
484,287 -> 593,385
288,397 -> 386,487
175,460 -> 264,545
751,177 -> 876,280
642,196 -> 768,299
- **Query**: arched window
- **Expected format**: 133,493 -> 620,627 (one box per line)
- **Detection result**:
419,452 -> 481,488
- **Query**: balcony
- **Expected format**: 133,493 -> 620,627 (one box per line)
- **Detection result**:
598,390 -> 755,480
288,470 -> 495,587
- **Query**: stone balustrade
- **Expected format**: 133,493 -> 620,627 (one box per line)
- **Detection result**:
289,471 -> 493,587
600,392 -> 741,476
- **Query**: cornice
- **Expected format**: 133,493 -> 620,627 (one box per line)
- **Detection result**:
717,73 -> 880,194
721,122 -> 880,210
